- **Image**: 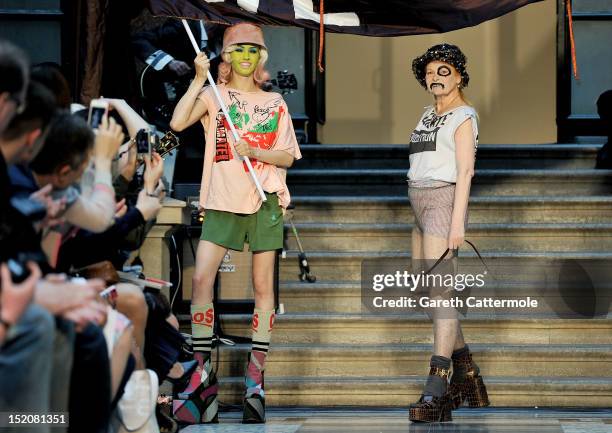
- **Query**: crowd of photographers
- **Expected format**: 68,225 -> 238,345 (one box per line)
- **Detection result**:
0,39 -> 187,433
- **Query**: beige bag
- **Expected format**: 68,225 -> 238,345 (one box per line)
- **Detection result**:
114,369 -> 160,433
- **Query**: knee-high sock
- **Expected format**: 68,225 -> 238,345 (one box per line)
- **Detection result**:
191,303 -> 214,368
245,308 -> 275,397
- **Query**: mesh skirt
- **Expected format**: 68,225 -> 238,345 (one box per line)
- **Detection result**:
408,184 -> 468,238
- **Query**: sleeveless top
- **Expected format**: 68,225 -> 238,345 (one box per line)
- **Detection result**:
407,105 -> 478,187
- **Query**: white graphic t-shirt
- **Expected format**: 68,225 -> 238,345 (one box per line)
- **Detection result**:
407,105 -> 478,185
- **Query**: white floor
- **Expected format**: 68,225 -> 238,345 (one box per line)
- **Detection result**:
180,408 -> 612,433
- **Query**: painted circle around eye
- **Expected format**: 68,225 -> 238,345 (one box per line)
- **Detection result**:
437,66 -> 451,77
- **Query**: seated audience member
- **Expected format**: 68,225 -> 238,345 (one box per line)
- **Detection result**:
31,62 -> 71,110
0,74 -> 53,426
31,112 -> 122,230
11,112 -> 122,267
0,41 -> 111,433
8,108 -> 141,407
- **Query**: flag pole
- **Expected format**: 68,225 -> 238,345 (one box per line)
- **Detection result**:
181,19 -> 267,202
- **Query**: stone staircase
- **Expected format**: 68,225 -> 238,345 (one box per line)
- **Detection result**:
184,144 -> 612,408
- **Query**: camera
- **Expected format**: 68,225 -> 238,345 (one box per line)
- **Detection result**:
6,252 -> 46,284
10,196 -> 47,223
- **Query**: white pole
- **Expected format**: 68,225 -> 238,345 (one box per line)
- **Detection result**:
181,19 -> 267,202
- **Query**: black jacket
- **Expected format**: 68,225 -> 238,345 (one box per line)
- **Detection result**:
0,153 -> 48,269
7,163 -> 147,272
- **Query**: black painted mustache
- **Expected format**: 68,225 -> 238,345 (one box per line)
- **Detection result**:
430,83 -> 445,90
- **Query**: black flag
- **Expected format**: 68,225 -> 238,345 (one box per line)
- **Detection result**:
148,0 -> 543,36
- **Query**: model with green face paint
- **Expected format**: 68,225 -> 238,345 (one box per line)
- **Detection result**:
229,44 -> 261,77
170,23 -> 302,426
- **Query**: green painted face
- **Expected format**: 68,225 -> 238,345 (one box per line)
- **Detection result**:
229,44 -> 261,77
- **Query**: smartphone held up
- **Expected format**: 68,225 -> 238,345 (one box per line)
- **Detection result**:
88,99 -> 109,130
136,126 -> 158,160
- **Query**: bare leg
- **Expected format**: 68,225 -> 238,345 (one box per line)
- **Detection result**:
192,240 -> 228,304
173,241 -> 226,424
455,324 -> 466,351
110,325 -> 133,401
252,250 -> 276,310
412,226 -> 424,261
115,283 -> 148,369
423,233 -> 459,359
244,250 -> 276,422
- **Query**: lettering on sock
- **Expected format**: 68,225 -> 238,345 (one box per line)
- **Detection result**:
269,312 -> 275,331
252,312 -> 275,332
193,308 -> 214,328
252,312 -> 259,332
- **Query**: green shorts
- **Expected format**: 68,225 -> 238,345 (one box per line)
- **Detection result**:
200,192 -> 283,252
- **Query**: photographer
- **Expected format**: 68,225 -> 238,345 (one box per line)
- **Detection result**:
0,41 -> 111,433
9,112 -> 121,267
33,112 -> 122,229
31,62 -> 71,110
54,152 -> 165,271
1,82 -> 59,264
53,103 -> 188,387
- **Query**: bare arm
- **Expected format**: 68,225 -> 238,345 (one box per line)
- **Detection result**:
103,99 -> 149,137
63,117 -> 122,232
170,52 -> 210,131
234,139 -> 295,168
448,118 -> 476,250
64,170 -> 115,232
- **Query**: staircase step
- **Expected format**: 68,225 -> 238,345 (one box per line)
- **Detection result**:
287,169 -> 612,196
284,222 -> 612,252
211,343 -> 610,379
295,144 -> 600,170
213,376 -> 612,407
178,314 -> 612,345
279,281 -> 361,313
173,143 -> 612,410
279,251 -> 612,282
290,195 -> 612,224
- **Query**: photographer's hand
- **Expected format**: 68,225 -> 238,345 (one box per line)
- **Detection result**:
114,198 -> 127,218
154,179 -> 167,201
63,300 -> 108,332
0,262 -> 41,332
118,141 -> 138,182
30,184 -> 67,230
101,98 -> 149,138
94,116 -> 125,168
143,152 -> 164,195
135,189 -> 162,221
34,277 -> 104,315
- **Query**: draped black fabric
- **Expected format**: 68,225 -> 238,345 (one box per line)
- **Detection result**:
147,0 -> 542,36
